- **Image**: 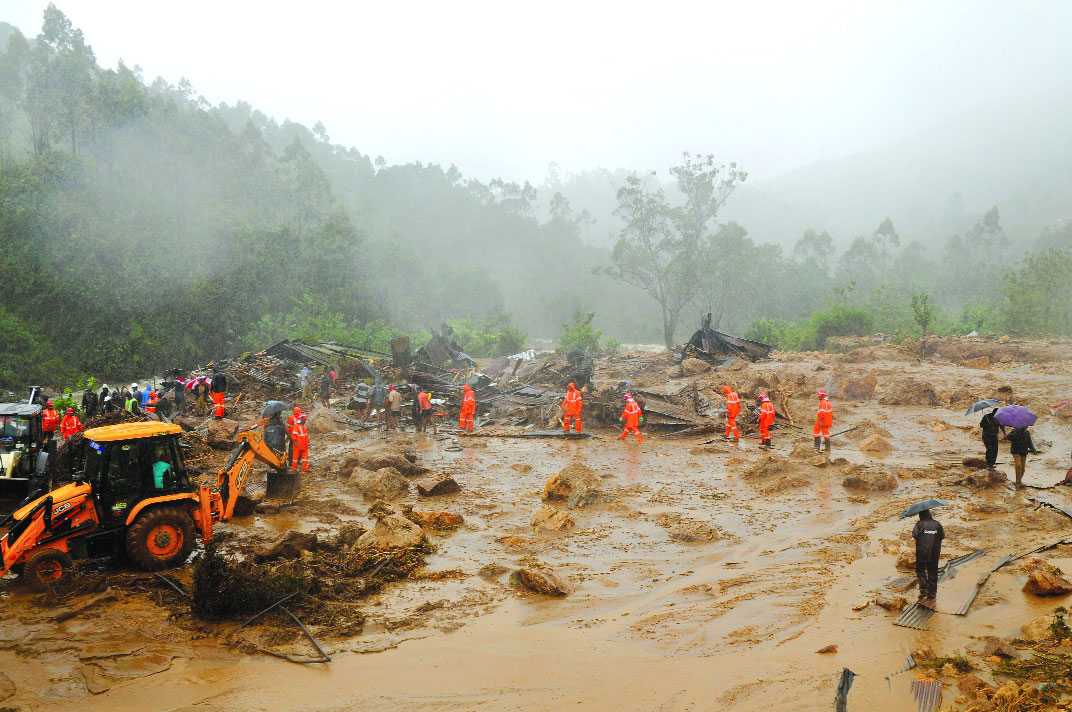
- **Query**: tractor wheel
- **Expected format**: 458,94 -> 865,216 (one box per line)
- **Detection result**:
23,549 -> 73,592
126,506 -> 196,571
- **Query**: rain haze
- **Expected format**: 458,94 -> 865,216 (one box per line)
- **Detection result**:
4,3 -> 1072,711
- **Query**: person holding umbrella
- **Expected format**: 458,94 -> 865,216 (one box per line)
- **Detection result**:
994,405 -> 1040,487
900,498 -> 948,610
979,408 -> 1006,469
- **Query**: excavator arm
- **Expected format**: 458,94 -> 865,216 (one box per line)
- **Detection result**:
193,431 -> 289,542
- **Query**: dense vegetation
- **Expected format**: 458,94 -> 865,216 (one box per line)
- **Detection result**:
0,6 -> 1069,389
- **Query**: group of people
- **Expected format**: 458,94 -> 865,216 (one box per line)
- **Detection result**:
555,382 -> 644,441
979,407 -> 1039,486
72,367 -> 230,420
40,401 -> 84,452
720,386 -> 832,452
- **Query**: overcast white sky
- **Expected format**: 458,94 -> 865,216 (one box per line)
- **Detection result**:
2,1 -> 1070,184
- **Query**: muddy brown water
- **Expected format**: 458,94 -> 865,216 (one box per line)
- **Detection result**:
3,354 -> 1072,711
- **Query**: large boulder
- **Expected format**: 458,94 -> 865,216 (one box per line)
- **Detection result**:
354,467 -> 408,500
407,509 -> 464,530
980,636 -> 1018,659
358,449 -> 413,473
939,468 -> 1007,488
205,417 -> 240,447
1021,614 -> 1056,641
1023,569 -> 1072,597
831,373 -> 878,401
304,406 -> 342,434
416,475 -> 461,497
743,455 -> 786,478
842,466 -> 898,491
516,567 -> 575,596
531,505 -> 575,532
678,358 -> 711,377
859,434 -> 893,454
542,462 -> 601,502
879,379 -> 939,406
356,503 -> 425,549
174,415 -> 204,432
255,531 -> 317,562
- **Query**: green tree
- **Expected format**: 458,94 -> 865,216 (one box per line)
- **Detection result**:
606,154 -> 745,348
557,311 -> 601,353
911,293 -> 936,335
871,217 -> 899,279
1001,249 -> 1072,336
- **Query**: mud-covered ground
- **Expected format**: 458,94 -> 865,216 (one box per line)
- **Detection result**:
2,336 -> 1072,711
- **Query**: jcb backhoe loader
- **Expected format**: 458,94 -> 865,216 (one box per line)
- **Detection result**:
0,422 -> 297,590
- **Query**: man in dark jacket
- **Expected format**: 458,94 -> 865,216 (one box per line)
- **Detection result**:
979,408 -> 1006,468
81,388 -> 98,418
1008,426 -> 1039,487
913,509 -> 944,609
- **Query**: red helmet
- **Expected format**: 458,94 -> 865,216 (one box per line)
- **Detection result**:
759,393 -> 769,402
66,408 -> 74,414
293,406 -> 301,415
817,389 -> 828,398
46,400 -> 53,406
568,382 -> 576,390
722,385 -> 731,395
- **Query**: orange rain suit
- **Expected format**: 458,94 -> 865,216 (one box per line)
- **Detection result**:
723,387 -> 740,439
42,407 -> 59,434
561,383 -> 583,433
814,396 -> 833,441
60,414 -> 83,441
758,400 -> 776,441
289,421 -> 309,471
459,386 -> 476,431
619,400 -> 644,442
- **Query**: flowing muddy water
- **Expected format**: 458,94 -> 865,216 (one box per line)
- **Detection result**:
3,353 -> 1072,710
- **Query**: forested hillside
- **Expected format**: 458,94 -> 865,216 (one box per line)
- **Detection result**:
1,7 -> 1070,390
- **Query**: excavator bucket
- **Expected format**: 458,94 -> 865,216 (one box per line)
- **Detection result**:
266,470 -> 301,501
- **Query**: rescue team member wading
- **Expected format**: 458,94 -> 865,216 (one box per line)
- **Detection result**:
619,393 -> 643,442
758,394 -> 775,449
561,382 -> 583,433
814,389 -> 833,452
722,385 -> 740,442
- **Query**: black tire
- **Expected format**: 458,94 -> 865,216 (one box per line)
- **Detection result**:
125,506 -> 197,571
23,548 -> 73,592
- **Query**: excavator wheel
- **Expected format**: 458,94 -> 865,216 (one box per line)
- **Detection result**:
23,548 -> 73,592
126,506 -> 196,571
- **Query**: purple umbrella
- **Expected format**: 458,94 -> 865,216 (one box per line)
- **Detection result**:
994,405 -> 1037,429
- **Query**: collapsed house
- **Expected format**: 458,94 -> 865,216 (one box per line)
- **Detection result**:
681,313 -> 773,363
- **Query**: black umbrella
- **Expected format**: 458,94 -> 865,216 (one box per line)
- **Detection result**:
261,400 -> 292,417
965,399 -> 1001,416
898,498 -> 949,520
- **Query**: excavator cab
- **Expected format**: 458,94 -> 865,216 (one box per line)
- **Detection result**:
0,403 -> 50,503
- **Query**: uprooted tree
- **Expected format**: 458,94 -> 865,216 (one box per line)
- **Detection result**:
604,153 -> 746,348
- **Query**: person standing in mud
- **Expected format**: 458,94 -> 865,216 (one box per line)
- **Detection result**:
912,509 -> 944,609
619,393 -> 643,442
758,394 -> 775,449
813,389 -> 833,453
1008,426 -> 1039,487
459,384 -> 476,431
209,367 -> 227,419
722,385 -> 740,443
979,408 -> 1005,469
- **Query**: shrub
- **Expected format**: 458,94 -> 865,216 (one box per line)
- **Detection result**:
557,311 -> 601,354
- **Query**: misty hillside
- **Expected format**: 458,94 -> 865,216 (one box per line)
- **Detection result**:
721,91 -> 1072,247
1,7 -> 1070,390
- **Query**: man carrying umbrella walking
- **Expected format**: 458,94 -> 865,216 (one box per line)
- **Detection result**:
979,408 -> 1006,469
994,405 -> 1040,487
900,498 -> 948,610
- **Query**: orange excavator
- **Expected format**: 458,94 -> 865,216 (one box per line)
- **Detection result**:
0,422 -> 295,590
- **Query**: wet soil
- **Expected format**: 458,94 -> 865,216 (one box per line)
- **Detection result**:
2,341 -> 1072,710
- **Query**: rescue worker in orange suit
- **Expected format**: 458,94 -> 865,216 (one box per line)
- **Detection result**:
723,385 -> 740,442
459,384 -> 476,431
42,400 -> 60,456
145,389 -> 159,414
209,367 -> 227,419
561,382 -> 583,433
619,393 -> 644,442
59,408 -> 83,441
813,389 -> 833,453
757,393 -> 775,449
288,410 -> 309,472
